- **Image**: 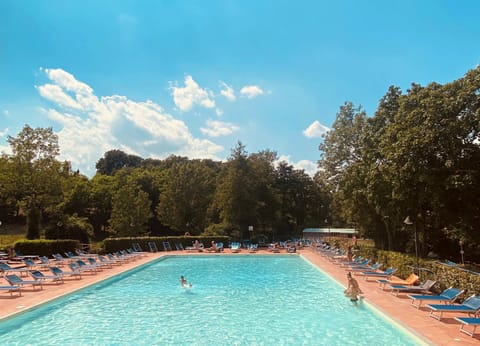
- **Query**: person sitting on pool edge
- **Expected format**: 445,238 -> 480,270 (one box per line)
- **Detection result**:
344,271 -> 363,303
180,275 -> 192,288
207,240 -> 218,252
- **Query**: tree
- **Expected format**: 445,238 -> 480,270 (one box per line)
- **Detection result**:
96,149 -> 143,175
109,180 -> 152,237
212,142 -> 256,238
6,125 -> 63,239
156,159 -> 217,234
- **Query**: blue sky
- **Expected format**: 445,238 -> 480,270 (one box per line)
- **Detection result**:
1,1 -> 479,177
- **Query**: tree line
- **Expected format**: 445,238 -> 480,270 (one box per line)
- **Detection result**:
0,132 -> 328,243
1,66 -> 478,263
318,66 -> 480,262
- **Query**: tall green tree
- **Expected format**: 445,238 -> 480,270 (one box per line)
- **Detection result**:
156,159 -> 217,235
109,180 -> 152,237
6,125 -> 63,239
212,142 -> 256,238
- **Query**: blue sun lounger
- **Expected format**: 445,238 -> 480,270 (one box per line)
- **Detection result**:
357,267 -> 397,281
427,295 -> 480,320
0,285 -> 21,297
5,274 -> 43,291
29,270 -> 64,284
455,317 -> 480,337
0,263 -> 29,277
389,280 -> 436,296
407,287 -> 464,309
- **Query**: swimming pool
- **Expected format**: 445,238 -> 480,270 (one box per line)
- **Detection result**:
0,255 -> 426,345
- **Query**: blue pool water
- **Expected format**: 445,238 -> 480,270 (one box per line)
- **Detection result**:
0,255 -> 426,345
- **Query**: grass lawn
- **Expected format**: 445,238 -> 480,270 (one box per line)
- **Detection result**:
0,223 -> 26,250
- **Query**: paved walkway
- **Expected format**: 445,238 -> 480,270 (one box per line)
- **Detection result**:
0,249 -> 478,345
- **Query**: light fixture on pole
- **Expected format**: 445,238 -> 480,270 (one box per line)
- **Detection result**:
404,216 -> 418,274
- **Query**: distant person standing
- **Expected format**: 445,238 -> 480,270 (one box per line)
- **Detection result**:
344,272 -> 363,303
347,246 -> 354,262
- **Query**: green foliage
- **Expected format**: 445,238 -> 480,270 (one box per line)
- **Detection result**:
319,66 -> 480,261
109,179 -> 152,237
156,158 -> 217,234
96,149 -> 143,175
44,214 -> 93,243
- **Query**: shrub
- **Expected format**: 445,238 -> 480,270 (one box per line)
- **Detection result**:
14,239 -> 81,257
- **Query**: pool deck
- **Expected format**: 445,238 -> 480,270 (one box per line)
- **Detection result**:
0,248 -> 478,345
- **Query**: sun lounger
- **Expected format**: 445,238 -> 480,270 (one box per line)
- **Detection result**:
348,262 -> 382,272
98,255 -> 120,267
231,242 -> 241,253
87,257 -> 107,269
357,267 -> 397,281
107,253 -> 129,263
23,258 -> 49,270
162,242 -> 173,251
0,263 -> 29,277
76,259 -> 99,273
0,285 -> 21,297
5,274 -> 43,291
389,280 -> 436,296
68,261 -> 97,275
29,270 -> 64,284
427,295 -> 480,320
132,243 -> 149,255
341,258 -> 369,268
338,257 -> 364,267
408,287 -> 464,309
455,317 -> 480,337
377,273 -> 419,290
148,242 -> 159,252
52,253 -> 70,264
50,266 -> 82,280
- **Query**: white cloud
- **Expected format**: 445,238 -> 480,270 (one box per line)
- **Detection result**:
303,120 -> 330,138
38,69 -> 224,176
0,128 -> 10,155
240,85 -> 264,99
200,119 -> 239,137
219,81 -> 236,101
276,155 -> 318,177
170,75 -> 215,111
37,84 -> 83,110
3,110 -> 10,116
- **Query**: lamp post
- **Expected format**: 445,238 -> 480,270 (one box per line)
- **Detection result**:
324,218 -> 330,238
459,240 -> 465,265
404,216 -> 418,274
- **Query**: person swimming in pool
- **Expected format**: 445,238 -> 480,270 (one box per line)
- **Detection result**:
344,272 -> 363,303
180,275 -> 192,288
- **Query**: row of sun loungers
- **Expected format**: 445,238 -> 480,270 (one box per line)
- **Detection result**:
0,248 -> 144,298
320,244 -> 480,337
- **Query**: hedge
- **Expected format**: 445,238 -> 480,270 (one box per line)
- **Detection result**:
14,239 -> 81,257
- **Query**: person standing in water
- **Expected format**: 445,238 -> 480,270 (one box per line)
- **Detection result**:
344,272 -> 363,303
